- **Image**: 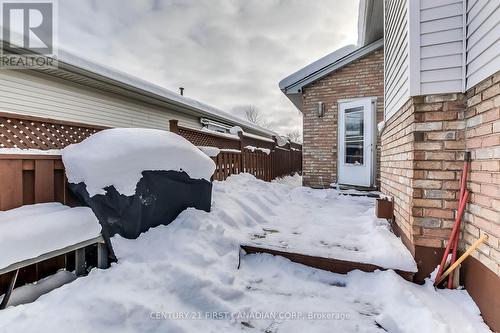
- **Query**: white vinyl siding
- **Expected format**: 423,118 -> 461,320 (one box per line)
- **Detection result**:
384,0 -> 410,120
419,0 -> 465,94
465,0 -> 500,89
0,70 -> 202,130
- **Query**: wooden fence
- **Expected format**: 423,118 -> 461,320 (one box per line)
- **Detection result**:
0,114 -> 302,211
169,120 -> 302,181
0,155 -> 73,211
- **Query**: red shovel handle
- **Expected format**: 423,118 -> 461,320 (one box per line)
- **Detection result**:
435,190 -> 469,283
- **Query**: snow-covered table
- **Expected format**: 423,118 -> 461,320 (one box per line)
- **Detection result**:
0,203 -> 104,309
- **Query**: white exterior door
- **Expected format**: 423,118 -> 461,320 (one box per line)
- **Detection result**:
338,99 -> 375,187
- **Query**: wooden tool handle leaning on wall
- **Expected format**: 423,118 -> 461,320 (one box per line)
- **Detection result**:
434,234 -> 488,286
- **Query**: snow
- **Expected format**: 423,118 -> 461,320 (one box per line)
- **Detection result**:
237,255 -> 489,333
229,126 -> 243,135
279,44 -> 358,90
229,175 -> 416,272
200,127 -> 240,140
275,135 -> 288,147
377,120 -> 386,133
0,175 -> 491,332
0,203 -> 101,270
0,271 -> 76,307
242,132 -> 275,143
272,173 -> 302,188
62,128 -> 216,196
228,127 -> 275,144
244,146 -> 271,155
220,149 -> 242,154
0,148 -> 61,155
197,146 -> 220,157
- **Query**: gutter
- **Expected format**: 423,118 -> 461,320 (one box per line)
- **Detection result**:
282,38 -> 384,94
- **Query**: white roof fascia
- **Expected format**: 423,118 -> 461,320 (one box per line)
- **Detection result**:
279,44 -> 358,93
280,38 -> 384,95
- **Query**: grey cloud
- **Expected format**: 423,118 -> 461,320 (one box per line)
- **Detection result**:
58,0 -> 358,135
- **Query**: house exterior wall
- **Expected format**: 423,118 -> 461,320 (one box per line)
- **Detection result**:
301,48 -> 384,188
384,0 -> 500,105
465,0 -> 500,89
381,0 -> 499,329
419,0 -> 465,95
380,98 -> 417,244
0,69 -> 202,130
380,72 -> 500,331
380,93 -> 467,248
384,0 -> 468,114
384,0 -> 409,119
463,72 -> 500,276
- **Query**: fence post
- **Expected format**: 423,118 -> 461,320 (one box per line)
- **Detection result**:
169,119 -> 179,134
238,131 -> 244,173
272,136 -> 281,180
286,141 -> 291,175
272,136 -> 278,180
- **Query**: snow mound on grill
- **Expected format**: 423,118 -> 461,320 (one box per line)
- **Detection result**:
62,128 -> 215,196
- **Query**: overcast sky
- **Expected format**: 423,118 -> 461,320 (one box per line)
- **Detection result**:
58,0 -> 359,136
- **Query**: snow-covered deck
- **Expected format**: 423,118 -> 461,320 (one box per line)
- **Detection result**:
0,174 -> 491,332
243,175 -> 417,273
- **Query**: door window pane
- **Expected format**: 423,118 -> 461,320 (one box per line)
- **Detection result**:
345,106 -> 364,165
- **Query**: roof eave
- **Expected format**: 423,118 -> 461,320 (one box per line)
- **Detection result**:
281,38 -> 384,96
56,59 -> 276,137
1,41 -> 276,138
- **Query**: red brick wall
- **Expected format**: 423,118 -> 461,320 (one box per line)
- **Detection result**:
380,72 -> 500,333
380,93 -> 466,248
463,72 -> 500,276
380,71 -> 500,278
412,94 -> 467,248
301,48 -> 384,188
380,99 -> 416,244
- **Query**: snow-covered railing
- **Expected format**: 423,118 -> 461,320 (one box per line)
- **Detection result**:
169,120 -> 302,182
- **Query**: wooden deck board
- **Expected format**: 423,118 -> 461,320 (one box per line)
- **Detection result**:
241,245 -> 415,282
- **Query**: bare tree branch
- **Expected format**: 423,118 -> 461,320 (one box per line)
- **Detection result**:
285,130 -> 302,143
233,105 -> 272,129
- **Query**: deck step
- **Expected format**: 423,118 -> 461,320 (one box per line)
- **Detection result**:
241,245 -> 415,282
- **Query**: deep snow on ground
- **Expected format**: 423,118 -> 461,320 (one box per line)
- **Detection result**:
271,173 -> 302,188
245,175 -> 416,272
0,174 -> 491,333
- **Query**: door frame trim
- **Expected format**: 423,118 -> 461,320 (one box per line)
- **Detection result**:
337,97 -> 378,187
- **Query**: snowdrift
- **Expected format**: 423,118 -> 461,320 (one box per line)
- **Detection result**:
0,175 -> 490,333
62,128 -> 215,243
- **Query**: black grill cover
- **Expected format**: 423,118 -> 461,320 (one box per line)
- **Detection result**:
68,170 -> 212,261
